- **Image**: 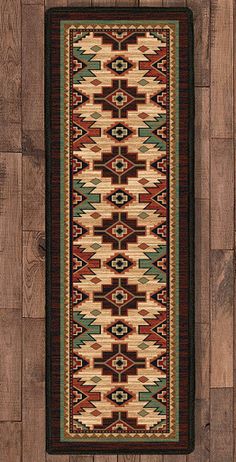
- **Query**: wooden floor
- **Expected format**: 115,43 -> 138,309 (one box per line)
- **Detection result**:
0,0 -> 234,460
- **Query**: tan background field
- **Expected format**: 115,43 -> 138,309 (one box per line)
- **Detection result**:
0,0 -> 234,461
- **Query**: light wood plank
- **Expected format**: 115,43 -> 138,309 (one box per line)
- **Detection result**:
22,4 -> 45,231
163,0 -> 186,6
23,0 -> 44,4
22,5 -> 44,133
0,422 -> 21,462
211,0 -> 233,138
164,456 -> 186,462
141,456 -> 162,462
22,319 -> 45,462
118,457 -> 140,462
0,0 -> 21,151
46,0 -> 67,6
0,309 -> 21,421
70,457 -> 93,462
210,139 -> 234,250
195,88 -> 210,200
188,324 -> 209,461
23,231 -> 45,318
47,456 -> 69,462
187,0 -> 210,86
0,153 -> 22,309
210,250 -> 234,388
22,130 -> 45,231
195,199 -> 210,324
95,457 -> 117,462
210,388 -> 233,462
68,0 -> 91,5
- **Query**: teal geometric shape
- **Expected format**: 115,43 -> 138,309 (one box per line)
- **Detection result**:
73,311 -> 101,349
73,47 -> 101,84
139,245 -> 166,283
139,378 -> 166,414
73,180 -> 100,217
138,115 -> 166,151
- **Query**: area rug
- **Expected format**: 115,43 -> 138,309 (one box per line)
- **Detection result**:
46,7 -> 194,454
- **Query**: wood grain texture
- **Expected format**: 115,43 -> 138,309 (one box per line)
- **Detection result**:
0,0 -> 21,152
23,231 -> 45,317
22,4 -> 45,231
164,456 -> 186,462
210,388 -> 233,462
0,153 -> 22,309
210,250 -> 234,388
210,139 -> 234,250
22,130 -> 45,231
195,199 -> 210,324
0,0 -> 235,459
0,422 -> 21,462
22,319 -> 45,462
187,0 -> 210,86
211,0 -> 233,137
195,88 -> 210,199
0,309 -> 21,421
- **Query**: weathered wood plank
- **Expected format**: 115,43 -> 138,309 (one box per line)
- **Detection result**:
0,309 -> 21,421
23,231 -> 45,318
95,457 -> 117,462
163,0 -> 185,6
70,457 -> 93,462
164,457 -> 186,462
22,319 -> 45,462
210,250 -> 234,388
0,0 -> 21,151
195,88 -> 210,200
22,5 -> 45,231
210,388 -> 233,462
211,0 -> 233,138
118,456 -> 140,462
210,139 -> 234,250
0,422 -> 21,462
46,0 -> 67,6
187,0 -> 210,86
188,323 -> 209,461
141,456 -> 162,462
195,199 -> 210,324
47,455 -> 69,462
0,153 -> 22,309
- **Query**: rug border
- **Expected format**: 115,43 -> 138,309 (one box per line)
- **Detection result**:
45,7 -> 195,455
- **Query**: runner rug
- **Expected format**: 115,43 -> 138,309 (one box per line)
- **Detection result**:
46,7 -> 194,454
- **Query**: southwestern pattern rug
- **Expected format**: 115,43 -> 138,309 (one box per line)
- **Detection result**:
46,7 -> 194,454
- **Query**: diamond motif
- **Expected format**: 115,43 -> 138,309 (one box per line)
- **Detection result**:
107,123 -> 133,142
106,56 -> 133,75
106,387 -> 133,405
106,320 -> 133,340
105,253 -> 134,274
106,188 -> 134,208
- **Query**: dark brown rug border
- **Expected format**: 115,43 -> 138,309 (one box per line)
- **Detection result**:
45,7 -> 195,455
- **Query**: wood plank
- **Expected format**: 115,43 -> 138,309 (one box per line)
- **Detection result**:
47,456 -> 69,462
22,130 -> 45,231
210,250 -> 234,388
195,199 -> 210,324
164,456 -> 186,462
23,0 -> 44,4
195,88 -> 210,200
70,457 -> 93,462
210,139 -> 234,250
187,0 -> 210,86
46,0 -> 67,6
22,319 -> 45,462
0,309 -> 21,421
210,388 -> 233,462
95,457 -> 117,462
22,4 -> 45,231
23,231 -> 45,318
0,422 -> 21,462
188,324 -> 209,461
211,0 -> 233,138
0,0 -> 21,152
118,457 -> 140,462
141,456 -> 162,462
163,0 -> 186,6
0,153 -> 22,309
